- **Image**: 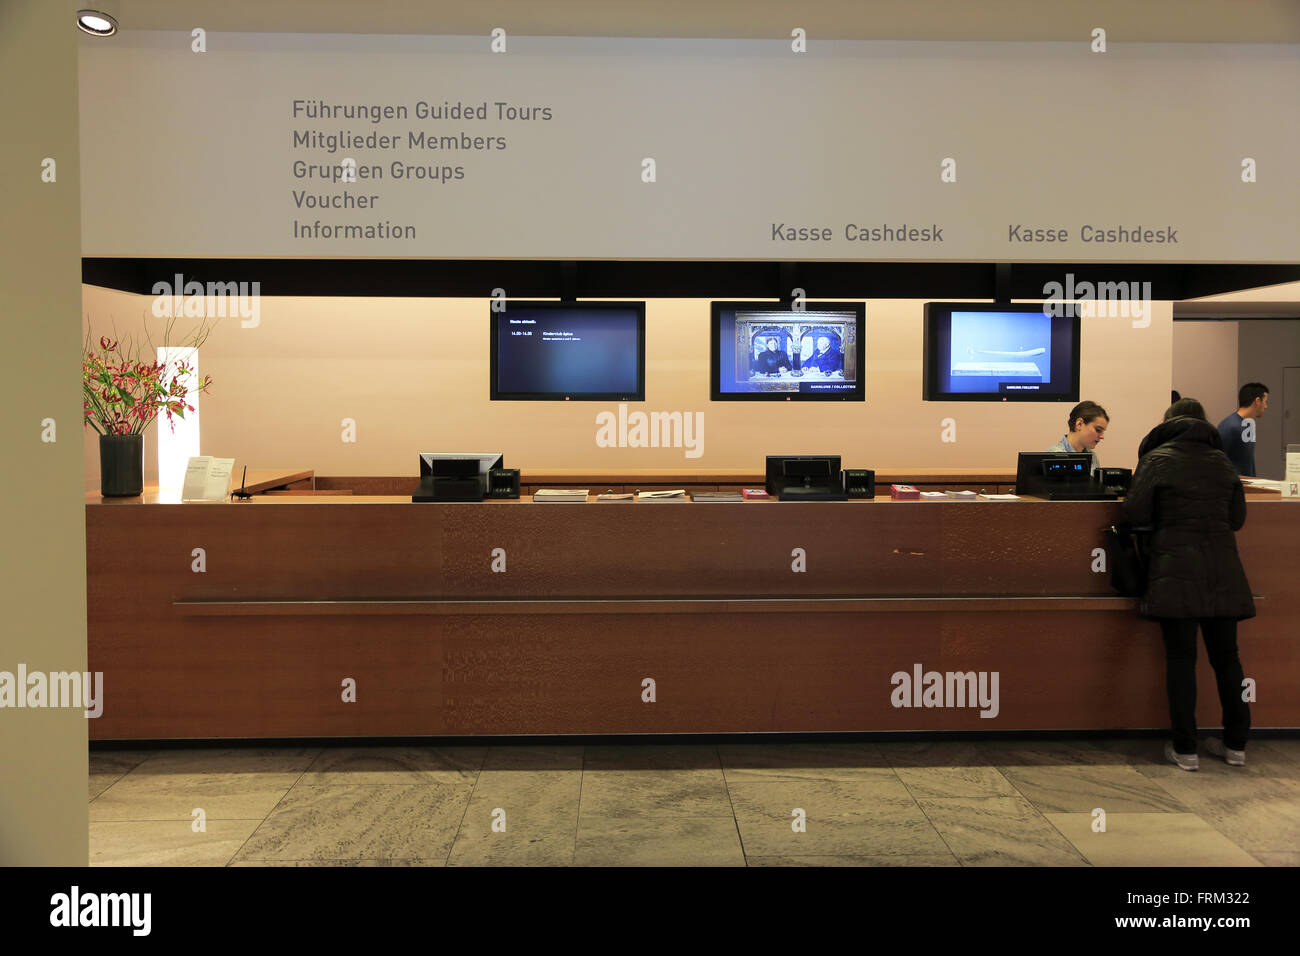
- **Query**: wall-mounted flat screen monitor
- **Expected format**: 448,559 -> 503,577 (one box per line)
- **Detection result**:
711,301 -> 865,401
923,302 -> 1081,402
490,301 -> 645,401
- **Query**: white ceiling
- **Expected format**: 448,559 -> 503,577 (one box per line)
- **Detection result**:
82,0 -> 1300,41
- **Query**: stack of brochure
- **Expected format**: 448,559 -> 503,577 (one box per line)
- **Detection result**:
690,490 -> 744,502
945,490 -> 978,500
637,489 -> 686,500
533,489 -> 589,502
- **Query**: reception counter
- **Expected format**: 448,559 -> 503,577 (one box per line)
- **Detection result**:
85,474 -> 1299,739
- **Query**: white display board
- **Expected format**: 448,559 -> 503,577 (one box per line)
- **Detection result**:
78,33 -> 1300,262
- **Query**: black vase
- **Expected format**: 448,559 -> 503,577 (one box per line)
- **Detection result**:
99,433 -> 144,497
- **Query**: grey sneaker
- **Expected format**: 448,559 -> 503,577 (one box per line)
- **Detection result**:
1206,737 -> 1245,767
1165,741 -> 1199,771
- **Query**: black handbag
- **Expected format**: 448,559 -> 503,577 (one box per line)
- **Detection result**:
1104,524 -> 1150,597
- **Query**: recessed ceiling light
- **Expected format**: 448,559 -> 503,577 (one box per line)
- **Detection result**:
77,10 -> 118,37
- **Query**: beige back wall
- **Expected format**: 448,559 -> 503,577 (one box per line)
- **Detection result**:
83,286 -> 1171,483
1172,321 -> 1240,424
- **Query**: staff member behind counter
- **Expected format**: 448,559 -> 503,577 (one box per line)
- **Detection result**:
1046,400 -> 1108,473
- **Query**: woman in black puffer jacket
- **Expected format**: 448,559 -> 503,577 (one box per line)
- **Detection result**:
1123,399 -> 1254,771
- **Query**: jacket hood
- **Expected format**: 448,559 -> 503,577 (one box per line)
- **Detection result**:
1138,416 -> 1223,460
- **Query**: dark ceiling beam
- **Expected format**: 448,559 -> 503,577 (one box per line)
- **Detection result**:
81,258 -> 1300,302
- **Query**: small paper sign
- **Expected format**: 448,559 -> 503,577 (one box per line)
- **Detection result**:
181,456 -> 236,501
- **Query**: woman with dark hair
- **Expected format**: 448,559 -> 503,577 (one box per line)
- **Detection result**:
1123,402 -> 1254,771
1047,400 -> 1108,473
1167,397 -> 1204,421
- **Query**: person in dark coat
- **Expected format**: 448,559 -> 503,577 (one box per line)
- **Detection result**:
752,337 -> 791,375
1124,398 -> 1254,771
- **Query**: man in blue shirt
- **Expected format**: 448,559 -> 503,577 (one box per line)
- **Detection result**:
1217,382 -> 1268,477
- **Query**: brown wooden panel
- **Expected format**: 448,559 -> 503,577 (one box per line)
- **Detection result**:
942,500 -> 1117,595
263,489 -> 352,496
314,471 -> 1018,491
85,495 -> 1300,739
87,607 -> 1293,739
172,596 -> 1142,616
314,475 -> 419,495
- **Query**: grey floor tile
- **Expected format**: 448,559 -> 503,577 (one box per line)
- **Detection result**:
1149,773 -> 1300,854
448,769 -> 580,866
1090,738 -> 1188,775
729,777 -> 949,858
89,750 -> 153,775
579,768 -> 732,818
746,852 -> 958,866
723,764 -> 901,784
228,858 -> 440,867
481,746 -> 584,771
89,773 -> 121,802
875,740 -> 990,768
1094,737 -> 1295,781
297,746 -> 484,784
1200,740 -> 1300,777
232,783 -> 474,862
1044,812 -> 1261,866
130,747 -> 322,776
1252,740 -> 1300,765
717,743 -> 889,772
91,820 -> 262,866
977,740 -> 1131,767
89,771 -> 302,822
915,796 -> 1090,866
1001,765 -> 1190,813
575,816 -> 745,866
582,745 -> 720,771
894,766 -> 1018,799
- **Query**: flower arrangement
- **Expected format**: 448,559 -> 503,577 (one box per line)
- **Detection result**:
83,316 -> 215,436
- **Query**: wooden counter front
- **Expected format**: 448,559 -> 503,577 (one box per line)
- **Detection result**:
84,496 -> 1299,739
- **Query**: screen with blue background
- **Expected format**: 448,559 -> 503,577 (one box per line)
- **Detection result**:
495,308 -> 640,396
945,310 -> 1052,393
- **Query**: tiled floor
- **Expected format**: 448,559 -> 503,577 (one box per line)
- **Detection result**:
87,737 -> 1300,866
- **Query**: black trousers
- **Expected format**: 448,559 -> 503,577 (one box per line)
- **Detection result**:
1158,618 -> 1250,754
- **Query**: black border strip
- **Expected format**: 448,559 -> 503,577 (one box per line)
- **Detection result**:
81,258 -> 1300,300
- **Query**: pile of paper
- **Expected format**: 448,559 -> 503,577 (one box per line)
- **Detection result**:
533,489 -> 589,502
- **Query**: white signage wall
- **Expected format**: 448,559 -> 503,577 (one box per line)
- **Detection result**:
79,33 -> 1300,262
